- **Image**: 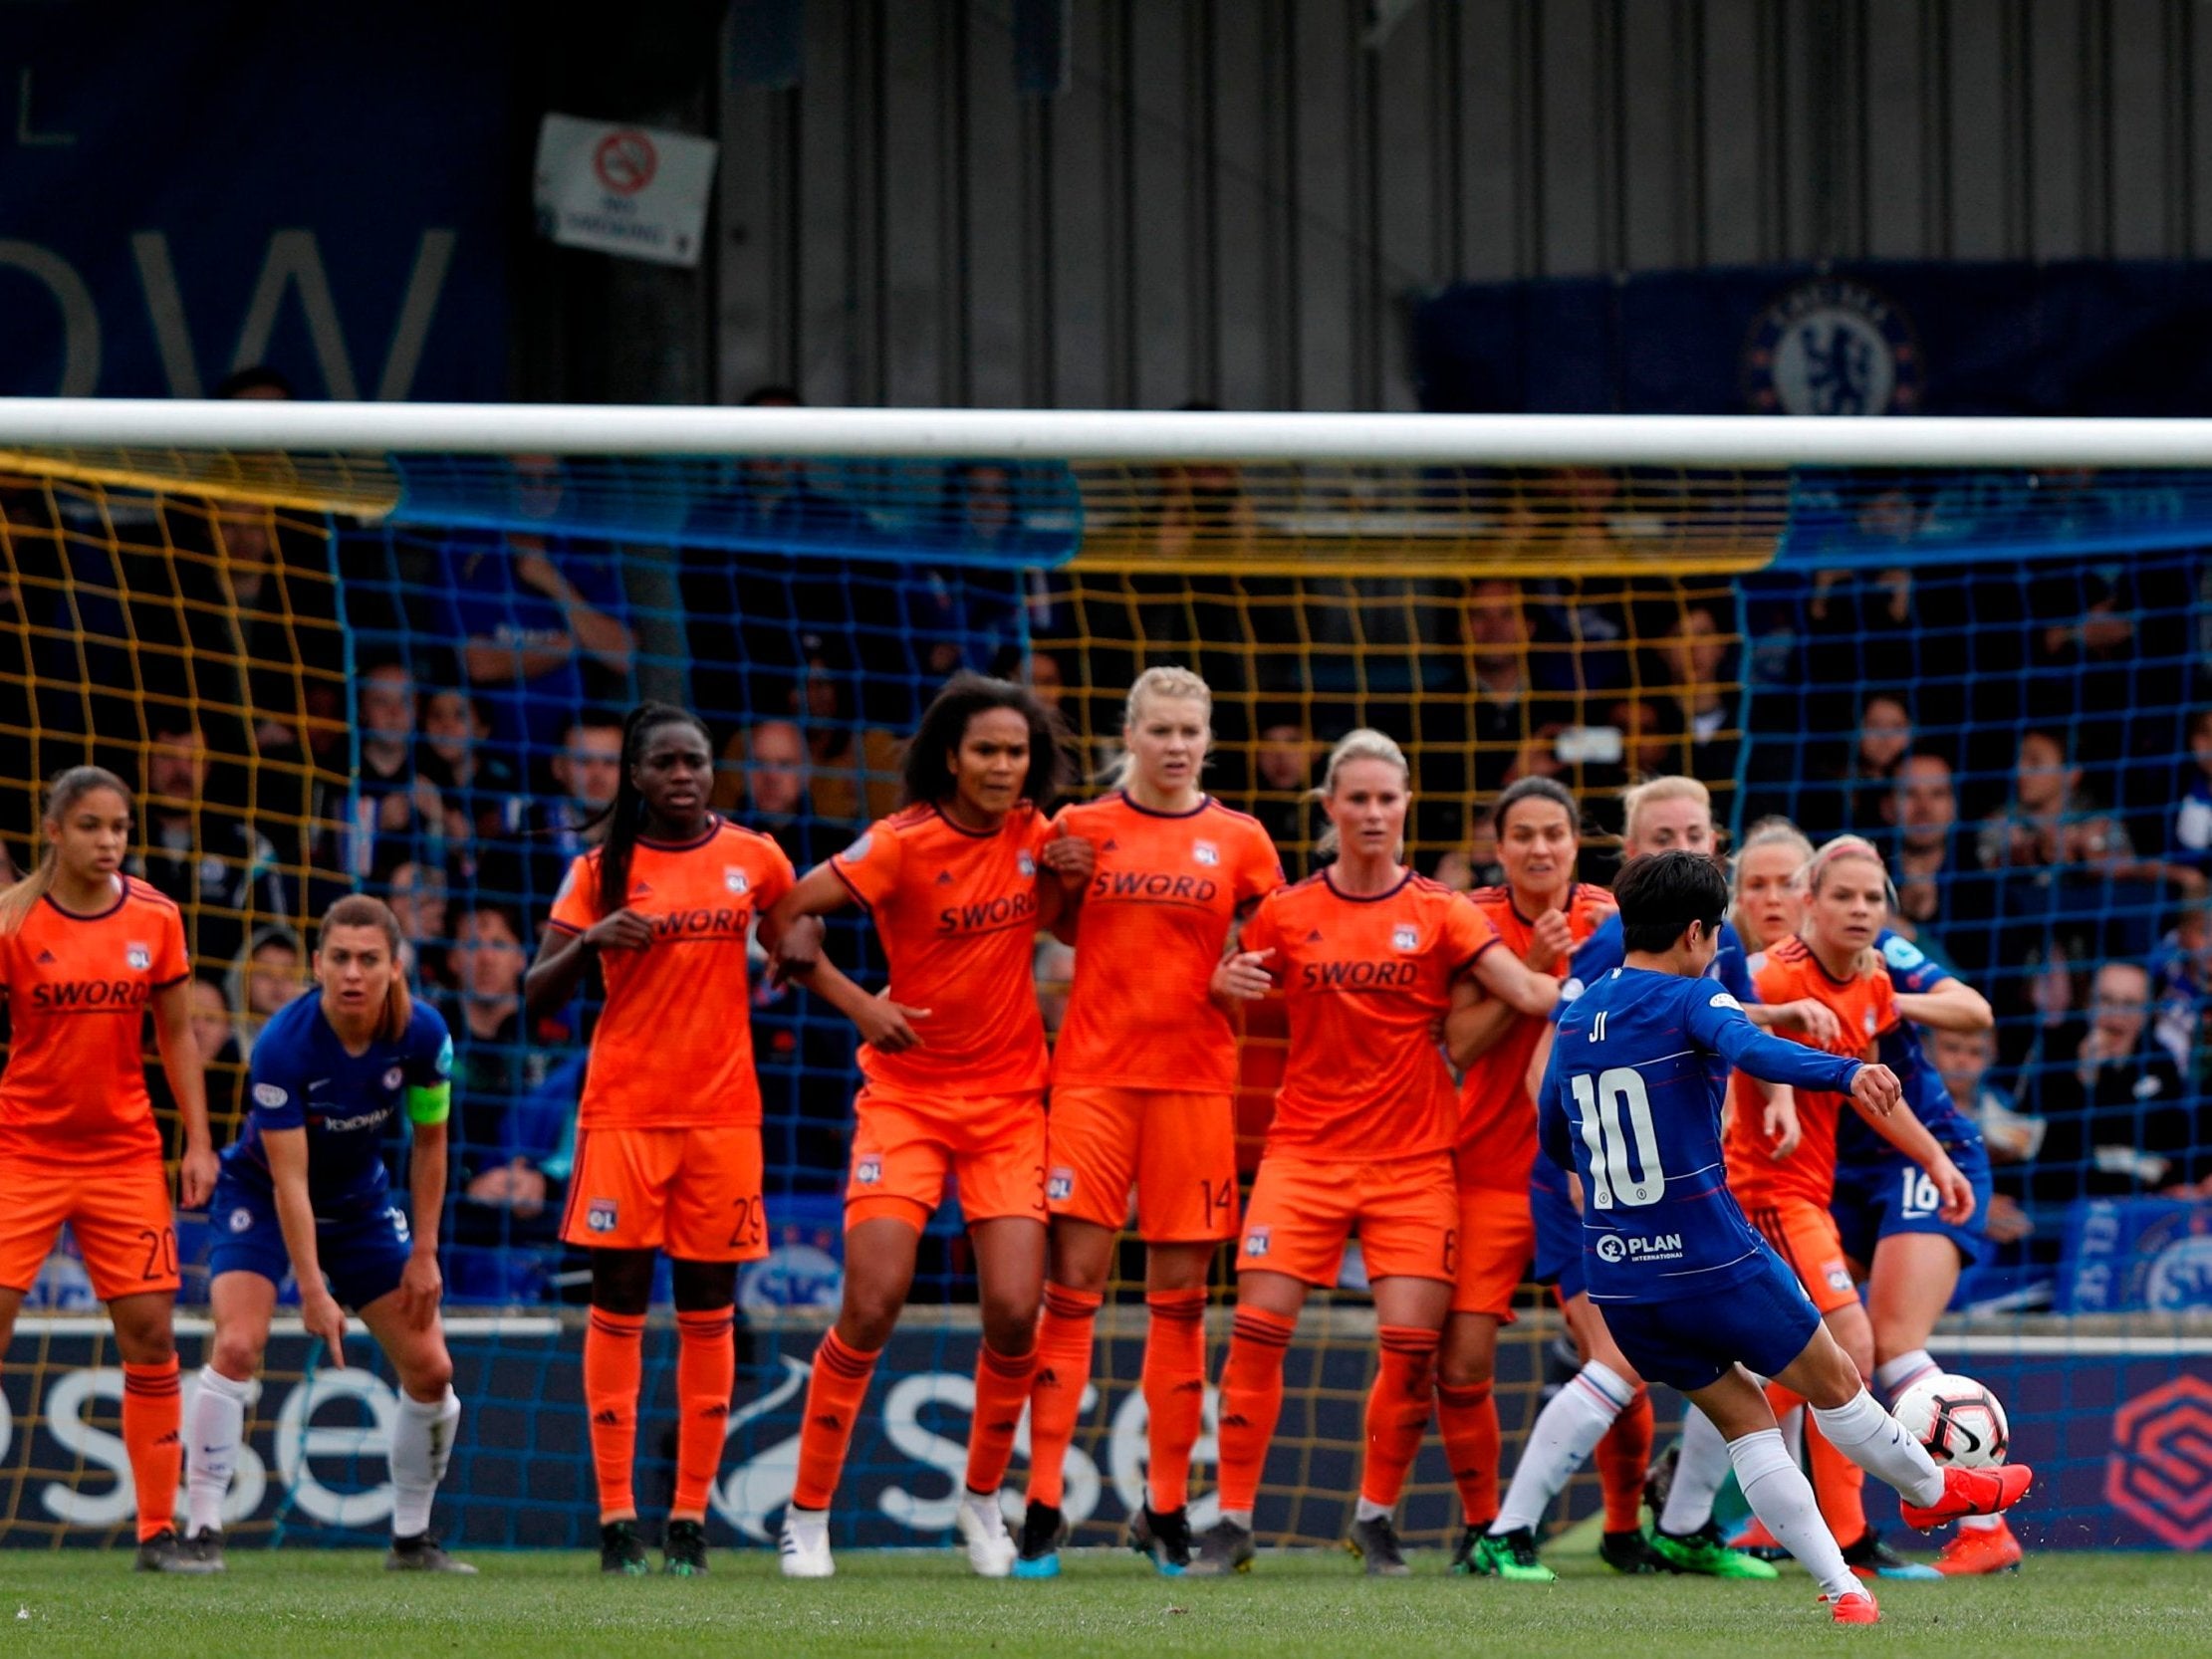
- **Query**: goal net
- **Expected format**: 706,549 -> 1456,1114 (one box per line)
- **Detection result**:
0,403 -> 2204,1557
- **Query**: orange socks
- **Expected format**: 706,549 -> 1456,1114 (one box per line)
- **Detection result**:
1025,1285 -> 1102,1510
1436,1379 -> 1501,1528
584,1308 -> 646,1521
966,1339 -> 1039,1497
1595,1384 -> 1654,1532
1214,1306 -> 1295,1515
793,1328 -> 880,1511
1358,1325 -> 1440,1509
1141,1289 -> 1208,1513
672,1306 -> 736,1521
121,1359 -> 180,1542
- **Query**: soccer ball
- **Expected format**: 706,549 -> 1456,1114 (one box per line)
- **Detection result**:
1892,1372 -> 2009,1468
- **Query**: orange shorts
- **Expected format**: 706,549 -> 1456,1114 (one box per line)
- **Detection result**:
1450,1181 -> 1536,1320
847,1086 -> 1047,1232
1235,1150 -> 1457,1289
0,1152 -> 177,1302
1746,1194 -> 1858,1314
1046,1086 -> 1237,1243
560,1123 -> 768,1261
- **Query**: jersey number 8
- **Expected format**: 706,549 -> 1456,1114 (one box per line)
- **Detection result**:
1571,1067 -> 1667,1209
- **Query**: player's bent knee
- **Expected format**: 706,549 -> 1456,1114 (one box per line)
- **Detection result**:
211,1333 -> 267,1381
402,1354 -> 455,1400
839,1286 -> 906,1349
979,1294 -> 1042,1354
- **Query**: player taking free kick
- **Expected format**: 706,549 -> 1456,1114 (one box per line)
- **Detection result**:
1538,849 -> 2030,1626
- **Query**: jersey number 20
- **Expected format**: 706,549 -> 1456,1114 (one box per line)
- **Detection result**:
1571,1067 -> 1666,1209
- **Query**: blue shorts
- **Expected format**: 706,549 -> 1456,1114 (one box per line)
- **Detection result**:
1831,1129 -> 1992,1271
1598,1246 -> 1822,1394
1530,1175 -> 1585,1302
205,1171 -> 414,1311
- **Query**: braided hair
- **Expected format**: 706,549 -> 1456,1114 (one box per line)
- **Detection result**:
591,701 -> 715,917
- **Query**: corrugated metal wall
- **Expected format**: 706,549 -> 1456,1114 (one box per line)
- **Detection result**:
714,0 -> 2212,411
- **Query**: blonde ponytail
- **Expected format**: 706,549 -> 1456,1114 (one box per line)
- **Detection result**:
0,767 -> 132,938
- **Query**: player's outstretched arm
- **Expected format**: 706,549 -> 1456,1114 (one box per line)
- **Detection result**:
1893,977 -> 1993,1033
1690,993 -> 1863,1096
1472,943 -> 1560,1017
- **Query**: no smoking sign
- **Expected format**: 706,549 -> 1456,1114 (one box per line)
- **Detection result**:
535,113 -> 718,268
593,129 -> 657,196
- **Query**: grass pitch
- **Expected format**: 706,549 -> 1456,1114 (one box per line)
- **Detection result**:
0,1545 -> 2203,1659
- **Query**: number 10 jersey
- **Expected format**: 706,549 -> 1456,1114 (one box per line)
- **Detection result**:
1538,966 -> 1862,1304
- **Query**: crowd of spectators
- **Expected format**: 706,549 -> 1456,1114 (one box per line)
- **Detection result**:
1,384 -> 2205,1308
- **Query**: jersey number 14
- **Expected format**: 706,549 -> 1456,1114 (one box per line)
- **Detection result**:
1571,1067 -> 1667,1209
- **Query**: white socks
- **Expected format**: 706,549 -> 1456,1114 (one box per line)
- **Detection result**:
1489,1360 -> 1633,1537
1658,1406 -> 1733,1536
1220,1508 -> 1254,1531
390,1388 -> 462,1538
185,1366 -> 255,1536
1873,1348 -> 1938,1400
1812,1388 -> 1944,1508
787,1505 -> 830,1545
1353,1497 -> 1393,1524
1728,1428 -> 1856,1602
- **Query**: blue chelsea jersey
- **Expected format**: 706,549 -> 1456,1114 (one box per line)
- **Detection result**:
224,992 -> 453,1217
1539,968 -> 1861,1304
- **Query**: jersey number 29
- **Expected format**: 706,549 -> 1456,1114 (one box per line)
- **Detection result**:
1571,1067 -> 1666,1209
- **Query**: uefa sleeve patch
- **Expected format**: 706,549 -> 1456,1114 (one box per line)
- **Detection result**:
1881,935 -> 1926,970
843,832 -> 872,862
434,1032 -> 454,1078
1708,992 -> 1743,1011
252,1082 -> 287,1109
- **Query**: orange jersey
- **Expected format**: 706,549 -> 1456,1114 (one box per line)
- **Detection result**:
1724,934 -> 1897,1206
1455,883 -> 1612,1188
830,802 -> 1054,1097
1239,871 -> 1501,1160
548,817 -> 797,1131
1050,793 -> 1281,1093
0,877 -> 188,1166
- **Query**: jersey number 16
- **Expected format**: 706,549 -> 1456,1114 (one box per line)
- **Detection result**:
1571,1067 -> 1667,1209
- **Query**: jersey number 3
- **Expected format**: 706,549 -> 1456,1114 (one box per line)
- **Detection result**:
1571,1067 -> 1666,1209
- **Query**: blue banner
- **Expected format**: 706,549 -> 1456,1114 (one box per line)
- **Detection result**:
1412,261 -> 2212,418
0,3 -> 509,400
4,1318 -> 2202,1552
2062,1201 -> 2212,1315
